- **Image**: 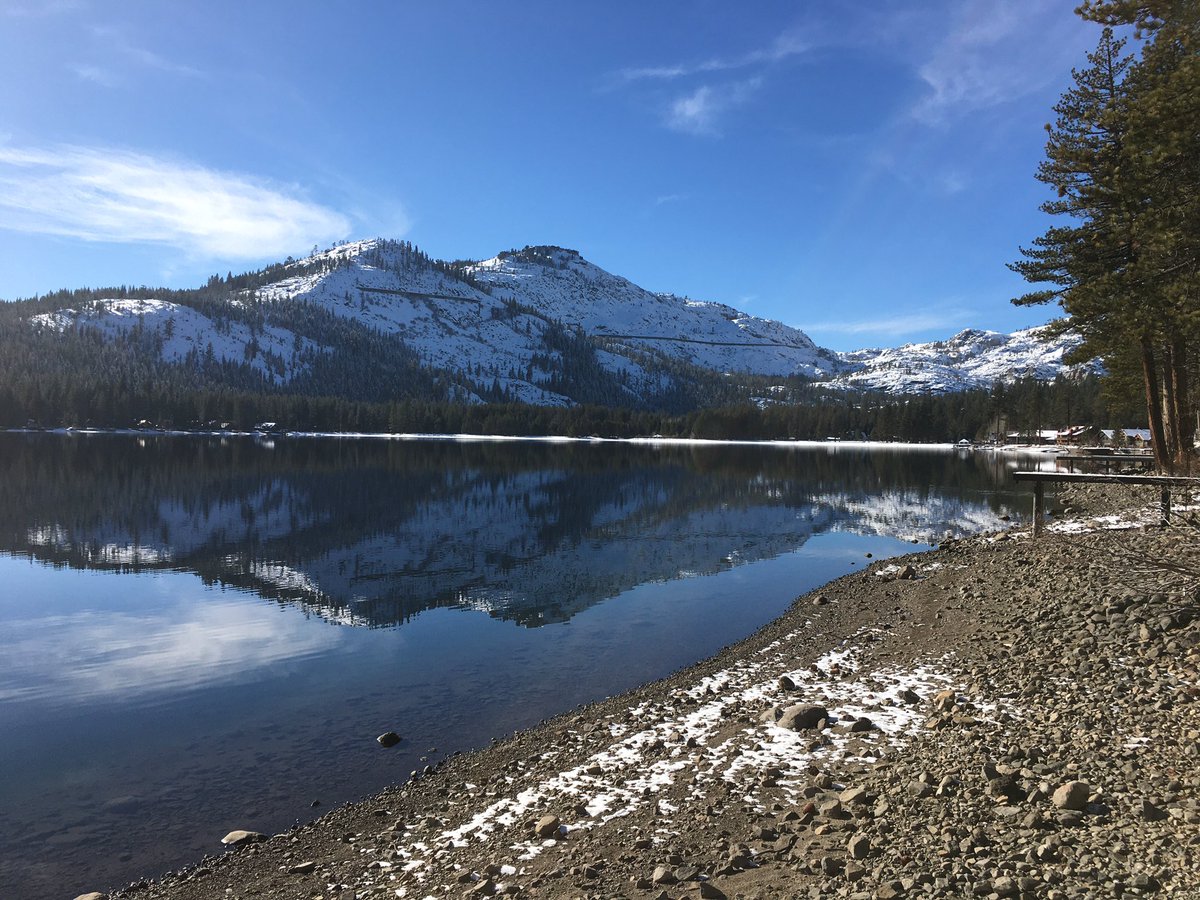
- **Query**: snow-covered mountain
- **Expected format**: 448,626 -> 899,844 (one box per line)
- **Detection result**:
24,239 -> 1092,401
830,326 -> 1099,394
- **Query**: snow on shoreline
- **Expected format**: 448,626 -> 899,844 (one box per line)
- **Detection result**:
385,630 -> 963,893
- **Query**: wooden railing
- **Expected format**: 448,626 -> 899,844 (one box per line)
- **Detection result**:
1055,454 -> 1154,474
1012,471 -> 1199,536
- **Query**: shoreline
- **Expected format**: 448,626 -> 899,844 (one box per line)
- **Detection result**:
92,485 -> 1199,900
7,425 -> 1064,456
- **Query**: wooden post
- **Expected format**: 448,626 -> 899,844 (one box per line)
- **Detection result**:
1033,482 -> 1045,537
1161,487 -> 1171,526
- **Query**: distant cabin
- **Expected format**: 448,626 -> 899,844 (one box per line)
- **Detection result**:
1100,428 -> 1153,449
1055,425 -> 1104,446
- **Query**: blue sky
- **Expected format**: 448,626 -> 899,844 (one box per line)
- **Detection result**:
0,0 -> 1108,350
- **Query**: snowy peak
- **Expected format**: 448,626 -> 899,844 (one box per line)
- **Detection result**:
21,237 -> 1096,405
833,325 -> 1098,393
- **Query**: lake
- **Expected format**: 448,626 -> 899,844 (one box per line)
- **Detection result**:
0,433 -> 1038,899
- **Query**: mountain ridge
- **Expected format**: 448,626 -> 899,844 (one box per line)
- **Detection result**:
17,238 -> 1095,408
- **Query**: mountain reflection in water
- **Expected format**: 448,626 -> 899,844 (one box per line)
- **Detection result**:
0,434 -> 1025,629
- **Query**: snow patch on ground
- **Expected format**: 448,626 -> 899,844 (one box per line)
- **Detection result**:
383,634 -> 960,890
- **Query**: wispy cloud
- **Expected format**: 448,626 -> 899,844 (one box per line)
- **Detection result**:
2,0 -> 85,17
808,310 -> 969,338
614,28 -> 810,85
89,24 -> 206,79
71,63 -> 120,87
666,78 -> 761,136
611,24 -> 810,136
936,170 -> 969,195
911,1 -> 1085,125
0,145 -> 354,259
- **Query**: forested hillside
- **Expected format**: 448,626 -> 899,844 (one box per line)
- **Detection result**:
0,239 -> 1130,441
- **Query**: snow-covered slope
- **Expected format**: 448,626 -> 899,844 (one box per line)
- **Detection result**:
31,297 -> 326,385
248,242 -> 846,401
24,239 -> 1096,401
467,246 -> 843,377
831,326 -> 1099,394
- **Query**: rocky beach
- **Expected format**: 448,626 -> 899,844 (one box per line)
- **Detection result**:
85,484 -> 1200,900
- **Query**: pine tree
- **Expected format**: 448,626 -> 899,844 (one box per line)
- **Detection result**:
1011,12 -> 1199,470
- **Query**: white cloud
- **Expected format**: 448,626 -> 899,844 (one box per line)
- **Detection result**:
666,78 -> 761,136
911,1 -> 1086,125
0,145 -> 355,259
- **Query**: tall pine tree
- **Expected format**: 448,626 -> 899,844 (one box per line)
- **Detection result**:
1011,7 -> 1199,470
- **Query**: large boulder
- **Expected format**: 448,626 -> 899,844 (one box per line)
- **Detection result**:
777,703 -> 829,730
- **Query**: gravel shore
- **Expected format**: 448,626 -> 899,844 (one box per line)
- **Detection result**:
90,485 -> 1200,900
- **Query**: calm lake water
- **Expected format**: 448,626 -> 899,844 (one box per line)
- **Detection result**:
0,434 -> 1037,898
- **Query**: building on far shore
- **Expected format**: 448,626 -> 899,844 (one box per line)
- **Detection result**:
1100,428 -> 1153,449
1001,426 -> 1152,449
1055,425 -> 1105,447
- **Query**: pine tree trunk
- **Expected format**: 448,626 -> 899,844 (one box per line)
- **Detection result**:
1163,340 -> 1179,462
1168,334 -> 1195,471
1141,338 -> 1172,472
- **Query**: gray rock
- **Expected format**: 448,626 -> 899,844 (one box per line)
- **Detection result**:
840,786 -> 870,805
533,814 -> 561,838
1051,780 -> 1089,811
376,731 -> 401,748
220,830 -> 266,847
652,864 -> 678,884
907,780 -> 934,799
1131,873 -> 1161,891
847,833 -> 871,859
1138,798 -> 1169,821
777,703 -> 828,731
991,876 -> 1019,897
